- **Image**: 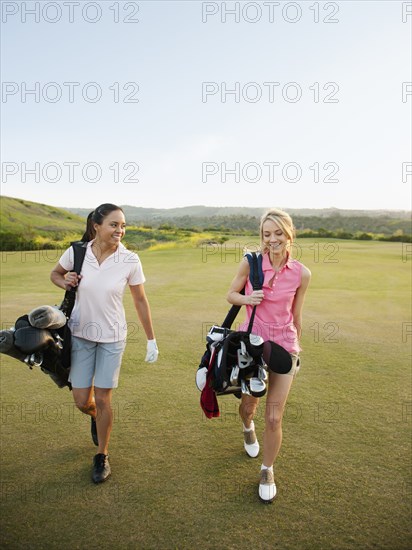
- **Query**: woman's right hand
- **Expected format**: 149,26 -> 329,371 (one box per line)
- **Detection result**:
247,290 -> 264,306
64,272 -> 81,289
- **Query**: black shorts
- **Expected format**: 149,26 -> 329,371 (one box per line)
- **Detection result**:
264,341 -> 300,376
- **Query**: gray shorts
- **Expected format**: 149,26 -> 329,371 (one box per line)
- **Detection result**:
69,336 -> 126,389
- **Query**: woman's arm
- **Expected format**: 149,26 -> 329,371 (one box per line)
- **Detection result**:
226,257 -> 264,306
129,284 -> 155,340
50,263 -> 80,290
292,265 -> 311,340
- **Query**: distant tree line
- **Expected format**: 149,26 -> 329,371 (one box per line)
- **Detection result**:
130,214 -> 411,236
130,214 -> 412,243
0,214 -> 411,251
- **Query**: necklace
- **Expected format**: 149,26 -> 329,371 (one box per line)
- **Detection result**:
270,255 -> 287,272
92,241 -> 118,265
272,262 -> 284,273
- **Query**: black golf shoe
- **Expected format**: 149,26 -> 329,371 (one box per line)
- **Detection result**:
92,453 -> 111,483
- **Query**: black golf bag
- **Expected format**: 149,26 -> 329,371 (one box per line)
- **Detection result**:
197,252 -> 267,418
202,325 -> 267,397
0,241 -> 87,389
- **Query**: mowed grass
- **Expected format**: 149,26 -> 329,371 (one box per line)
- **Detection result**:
0,239 -> 411,549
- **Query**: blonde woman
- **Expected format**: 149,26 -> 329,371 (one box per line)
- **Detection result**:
227,208 -> 311,503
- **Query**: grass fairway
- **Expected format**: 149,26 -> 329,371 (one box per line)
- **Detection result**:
0,239 -> 411,549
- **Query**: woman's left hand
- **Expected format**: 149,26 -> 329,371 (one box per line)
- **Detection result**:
145,339 -> 159,363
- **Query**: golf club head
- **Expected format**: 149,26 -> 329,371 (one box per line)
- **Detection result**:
14,327 -> 55,354
248,333 -> 264,358
241,379 -> 251,396
0,329 -> 15,353
258,366 -> 268,382
206,325 -> 227,344
249,377 -> 266,398
15,315 -> 31,330
230,365 -> 239,386
195,366 -> 207,391
0,330 -> 27,361
28,305 -> 67,330
24,352 -> 43,368
237,348 -> 253,369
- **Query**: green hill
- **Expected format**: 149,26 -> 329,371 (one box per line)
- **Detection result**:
0,196 -> 85,250
0,196 -> 228,252
0,196 -> 85,234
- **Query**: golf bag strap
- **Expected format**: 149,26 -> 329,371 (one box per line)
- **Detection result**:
247,251 -> 263,291
221,289 -> 243,329
246,252 -> 261,333
221,252 -> 263,331
60,241 -> 87,319
72,240 -> 87,275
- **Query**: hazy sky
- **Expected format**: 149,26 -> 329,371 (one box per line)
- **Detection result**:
1,0 -> 411,210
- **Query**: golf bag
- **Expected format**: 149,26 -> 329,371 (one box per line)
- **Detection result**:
0,241 -> 87,389
197,252 -> 267,418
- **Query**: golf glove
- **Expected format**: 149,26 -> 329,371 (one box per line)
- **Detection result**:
145,339 -> 159,363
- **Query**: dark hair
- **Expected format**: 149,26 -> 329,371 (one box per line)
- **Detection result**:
81,203 -> 124,242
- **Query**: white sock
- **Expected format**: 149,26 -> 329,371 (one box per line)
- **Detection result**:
261,464 -> 273,473
243,420 -> 255,432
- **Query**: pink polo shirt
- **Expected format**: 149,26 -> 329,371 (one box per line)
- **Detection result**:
59,241 -> 145,343
239,253 -> 303,353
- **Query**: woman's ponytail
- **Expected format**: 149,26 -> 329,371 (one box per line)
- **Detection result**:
81,211 -> 96,242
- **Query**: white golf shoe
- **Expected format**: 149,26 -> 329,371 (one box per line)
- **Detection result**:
243,421 -> 260,458
259,467 -> 277,503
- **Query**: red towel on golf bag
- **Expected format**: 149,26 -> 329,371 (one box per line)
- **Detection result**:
200,348 -> 220,418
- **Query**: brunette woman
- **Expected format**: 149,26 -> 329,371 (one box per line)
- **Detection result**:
51,204 -> 158,483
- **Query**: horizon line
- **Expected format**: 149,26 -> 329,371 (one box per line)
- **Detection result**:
1,195 -> 410,214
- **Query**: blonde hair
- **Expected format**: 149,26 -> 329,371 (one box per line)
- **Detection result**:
260,208 -> 295,255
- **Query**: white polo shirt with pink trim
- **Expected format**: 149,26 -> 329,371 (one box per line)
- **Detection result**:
59,241 -> 145,343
